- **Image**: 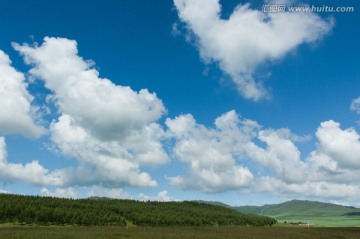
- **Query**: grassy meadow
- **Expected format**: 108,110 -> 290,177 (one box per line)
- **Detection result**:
279,216 -> 360,227
0,224 -> 359,239
235,200 -> 360,227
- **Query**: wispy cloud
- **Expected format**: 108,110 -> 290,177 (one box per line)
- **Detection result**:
350,97 -> 360,115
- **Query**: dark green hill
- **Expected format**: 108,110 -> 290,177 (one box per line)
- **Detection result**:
234,200 -> 360,227
0,194 -> 276,227
192,200 -> 231,208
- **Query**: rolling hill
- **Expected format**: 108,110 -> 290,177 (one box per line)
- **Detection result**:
234,200 -> 360,227
0,194 -> 276,227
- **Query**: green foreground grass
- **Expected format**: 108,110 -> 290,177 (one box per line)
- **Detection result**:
0,225 -> 359,239
279,216 -> 360,227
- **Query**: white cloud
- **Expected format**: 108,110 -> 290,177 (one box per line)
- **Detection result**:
313,120 -> 360,169
0,137 -> 5,163
40,187 -> 77,198
0,136 -> 66,186
256,177 -> 359,199
165,108 -> 360,204
13,37 -> 166,142
87,186 -> 132,199
174,0 -> 334,100
13,37 -> 167,189
165,110 -> 312,193
41,185 -> 132,199
254,120 -> 360,203
3,35 -> 358,206
166,111 -> 254,193
139,190 -> 178,202
350,97 -> 360,114
0,189 -> 9,194
50,114 -> 157,187
0,50 -> 45,138
247,128 -> 307,183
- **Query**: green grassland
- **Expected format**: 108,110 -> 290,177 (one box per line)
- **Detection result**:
282,216 -> 360,227
0,224 -> 359,239
234,200 -> 360,227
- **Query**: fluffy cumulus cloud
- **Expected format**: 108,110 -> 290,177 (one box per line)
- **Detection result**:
166,110 -> 255,193
1,35 -> 359,205
246,128 -> 307,183
313,121 -> 360,169
164,110 -> 311,193
173,0 -> 334,100
50,114 -> 157,187
11,37 -> 168,189
254,120 -> 360,201
165,109 -> 360,203
0,137 -> 66,186
0,50 -> 45,138
13,37 -> 166,142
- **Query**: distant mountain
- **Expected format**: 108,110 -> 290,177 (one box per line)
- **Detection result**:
233,200 -> 360,227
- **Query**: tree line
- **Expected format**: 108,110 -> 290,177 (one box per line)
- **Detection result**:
0,194 -> 276,227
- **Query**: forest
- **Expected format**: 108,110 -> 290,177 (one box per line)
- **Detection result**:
0,194 -> 276,227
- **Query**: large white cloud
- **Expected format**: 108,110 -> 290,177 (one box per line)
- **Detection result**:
246,128 -> 307,183
0,50 -> 45,138
11,37 -> 168,189
313,121 -> 360,169
50,114 -> 157,187
3,35 -> 359,206
165,108 -> 360,203
13,37 -> 166,141
174,0 -> 334,100
166,111 -> 255,193
254,120 -> 360,201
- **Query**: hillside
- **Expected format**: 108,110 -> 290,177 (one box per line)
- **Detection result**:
0,194 -> 276,227
192,200 -> 231,208
234,200 -> 360,227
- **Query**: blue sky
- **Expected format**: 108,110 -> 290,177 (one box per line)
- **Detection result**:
0,0 -> 359,206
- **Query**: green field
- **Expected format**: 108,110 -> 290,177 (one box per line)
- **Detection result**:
234,200 -> 360,227
278,216 -> 360,227
0,225 -> 359,239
